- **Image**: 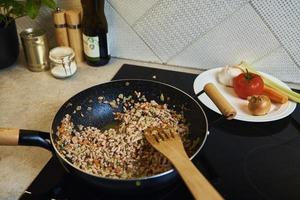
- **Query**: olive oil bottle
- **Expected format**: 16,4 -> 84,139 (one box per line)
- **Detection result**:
81,0 -> 110,66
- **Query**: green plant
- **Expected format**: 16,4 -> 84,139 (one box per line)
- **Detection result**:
0,0 -> 56,27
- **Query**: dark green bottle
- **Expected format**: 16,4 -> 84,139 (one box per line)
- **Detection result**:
81,0 -> 110,66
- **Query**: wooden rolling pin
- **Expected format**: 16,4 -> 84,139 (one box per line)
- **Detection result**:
53,8 -> 69,47
204,83 -> 236,119
65,10 -> 84,63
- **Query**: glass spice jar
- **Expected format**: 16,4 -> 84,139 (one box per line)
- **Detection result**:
49,47 -> 77,78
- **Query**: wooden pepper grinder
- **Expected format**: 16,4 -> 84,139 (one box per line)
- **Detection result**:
53,8 -> 69,47
65,10 -> 84,63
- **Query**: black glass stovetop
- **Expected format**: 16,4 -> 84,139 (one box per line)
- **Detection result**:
19,64 -> 300,200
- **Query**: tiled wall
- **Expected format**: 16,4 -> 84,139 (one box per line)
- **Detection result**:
16,0 -> 300,84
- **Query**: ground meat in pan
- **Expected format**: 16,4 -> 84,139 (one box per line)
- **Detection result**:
55,100 -> 193,179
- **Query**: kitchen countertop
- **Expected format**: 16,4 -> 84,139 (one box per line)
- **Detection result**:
1,55 -> 299,200
0,56 -> 202,200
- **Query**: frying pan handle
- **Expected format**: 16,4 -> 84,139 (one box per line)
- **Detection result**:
203,83 -> 236,120
0,128 -> 52,151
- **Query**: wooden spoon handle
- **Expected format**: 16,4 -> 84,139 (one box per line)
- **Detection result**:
172,155 -> 223,200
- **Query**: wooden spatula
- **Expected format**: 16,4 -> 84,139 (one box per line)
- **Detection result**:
145,128 -> 223,200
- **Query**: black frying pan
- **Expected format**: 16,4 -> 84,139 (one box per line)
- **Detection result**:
0,79 -> 234,193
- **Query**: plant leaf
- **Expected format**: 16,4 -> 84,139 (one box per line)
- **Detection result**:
9,1 -> 25,18
25,0 -> 41,19
41,0 -> 56,9
0,0 -> 7,5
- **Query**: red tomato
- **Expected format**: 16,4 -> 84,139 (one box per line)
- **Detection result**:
233,72 -> 264,99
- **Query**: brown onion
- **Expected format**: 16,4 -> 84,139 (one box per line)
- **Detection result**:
247,95 -> 271,116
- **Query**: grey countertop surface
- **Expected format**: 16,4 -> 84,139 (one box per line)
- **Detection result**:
0,56 -> 202,200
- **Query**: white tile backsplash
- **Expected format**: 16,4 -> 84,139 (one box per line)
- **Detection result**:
168,4 -> 280,69
133,0 -> 247,62
107,0 -> 159,26
15,0 -> 300,84
105,3 -> 161,63
251,0 -> 300,67
253,47 -> 300,84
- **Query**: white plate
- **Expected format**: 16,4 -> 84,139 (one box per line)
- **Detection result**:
193,67 -> 297,122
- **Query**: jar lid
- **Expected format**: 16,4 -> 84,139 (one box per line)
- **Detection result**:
49,47 -> 75,63
20,28 -> 45,39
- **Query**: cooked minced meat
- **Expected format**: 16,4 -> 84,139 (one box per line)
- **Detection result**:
55,100 -> 192,179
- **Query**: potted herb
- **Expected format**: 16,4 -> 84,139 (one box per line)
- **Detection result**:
0,0 -> 56,68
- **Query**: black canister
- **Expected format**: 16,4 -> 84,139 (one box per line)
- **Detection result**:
0,19 -> 19,69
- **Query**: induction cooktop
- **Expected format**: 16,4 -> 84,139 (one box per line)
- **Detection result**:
19,64 -> 300,200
